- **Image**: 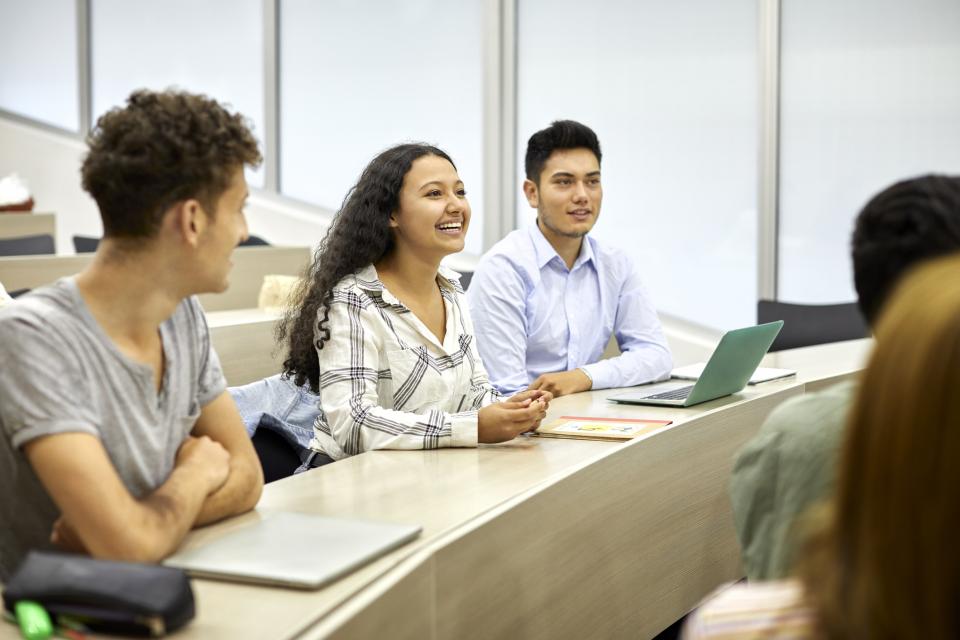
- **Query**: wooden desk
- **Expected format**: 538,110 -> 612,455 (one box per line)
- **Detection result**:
158,383 -> 803,640
0,212 -> 55,241
763,338 -> 871,392
197,246 -> 310,312
0,246 -> 309,311
0,340 -> 868,640
207,308 -> 282,386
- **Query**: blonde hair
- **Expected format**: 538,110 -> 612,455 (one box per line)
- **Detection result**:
801,253 -> 960,639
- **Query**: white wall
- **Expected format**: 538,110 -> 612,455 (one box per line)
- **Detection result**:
0,119 -> 99,252
0,117 -> 332,252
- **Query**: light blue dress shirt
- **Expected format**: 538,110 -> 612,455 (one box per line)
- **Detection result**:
466,223 -> 672,395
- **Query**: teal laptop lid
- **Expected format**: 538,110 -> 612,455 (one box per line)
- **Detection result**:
682,320 -> 784,406
609,320 -> 784,407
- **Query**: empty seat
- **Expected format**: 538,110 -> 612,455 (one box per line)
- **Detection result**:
74,234 -> 268,252
240,235 -> 269,246
0,234 -> 55,257
758,299 -> 869,352
72,235 -> 100,253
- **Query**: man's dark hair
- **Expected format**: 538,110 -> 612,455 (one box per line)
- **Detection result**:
852,174 -> 960,325
81,89 -> 262,240
524,120 -> 602,184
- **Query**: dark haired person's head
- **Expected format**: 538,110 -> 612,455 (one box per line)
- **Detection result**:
81,89 -> 262,243
524,120 -> 602,185
800,254 -> 960,639
851,174 -> 960,325
279,143 -> 461,392
523,121 -> 604,243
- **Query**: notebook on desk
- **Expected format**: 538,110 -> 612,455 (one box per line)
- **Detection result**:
671,362 -> 796,385
608,321 -> 784,407
163,512 -> 421,590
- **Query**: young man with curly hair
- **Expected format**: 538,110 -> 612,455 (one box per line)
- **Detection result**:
0,90 -> 265,578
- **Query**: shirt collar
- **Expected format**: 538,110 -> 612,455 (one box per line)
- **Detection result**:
527,222 -> 595,271
354,264 -> 384,293
354,263 -> 462,304
436,264 -> 463,293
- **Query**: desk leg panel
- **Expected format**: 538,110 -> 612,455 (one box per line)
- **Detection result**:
430,387 -> 801,640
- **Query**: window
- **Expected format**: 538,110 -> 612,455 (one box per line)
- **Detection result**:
517,0 -> 759,329
90,0 -> 266,186
0,0 -> 79,132
279,0 -> 485,253
778,0 -> 960,302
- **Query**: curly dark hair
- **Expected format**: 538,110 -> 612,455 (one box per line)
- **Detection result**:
852,174 -> 960,325
81,89 -> 262,239
525,119 -> 602,184
278,143 -> 455,392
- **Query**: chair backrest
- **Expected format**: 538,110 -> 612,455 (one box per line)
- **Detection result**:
72,235 -> 101,253
240,234 -> 270,247
74,235 -> 266,252
757,299 -> 869,352
0,234 -> 55,257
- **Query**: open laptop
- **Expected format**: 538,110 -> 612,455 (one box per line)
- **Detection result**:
608,320 -> 784,407
163,512 -> 421,590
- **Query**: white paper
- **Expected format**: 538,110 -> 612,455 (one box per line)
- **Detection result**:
671,363 -> 796,385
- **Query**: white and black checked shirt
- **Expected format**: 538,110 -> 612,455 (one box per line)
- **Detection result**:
311,264 -> 503,460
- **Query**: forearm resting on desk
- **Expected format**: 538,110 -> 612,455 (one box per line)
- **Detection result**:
190,391 -> 264,526
26,432 -> 230,563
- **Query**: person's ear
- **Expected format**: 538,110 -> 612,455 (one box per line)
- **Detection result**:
170,199 -> 207,247
523,179 -> 539,209
388,210 -> 400,229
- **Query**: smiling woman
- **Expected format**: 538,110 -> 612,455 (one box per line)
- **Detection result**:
276,143 -> 552,464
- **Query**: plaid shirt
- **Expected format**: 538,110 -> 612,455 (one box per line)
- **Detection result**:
312,264 -> 503,460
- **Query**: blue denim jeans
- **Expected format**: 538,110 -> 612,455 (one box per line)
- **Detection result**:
229,374 -> 323,473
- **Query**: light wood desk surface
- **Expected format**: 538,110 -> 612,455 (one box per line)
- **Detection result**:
763,338 -> 872,391
0,212 -> 55,241
170,382 -> 810,639
207,308 -> 282,386
0,245 -> 309,312
0,339 -> 870,640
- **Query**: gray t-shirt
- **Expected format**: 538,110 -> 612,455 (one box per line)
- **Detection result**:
0,278 -> 226,579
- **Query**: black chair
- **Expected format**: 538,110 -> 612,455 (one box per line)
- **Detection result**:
72,235 -> 100,253
0,234 -> 55,256
240,234 -> 269,247
73,234 -> 269,251
251,426 -> 302,483
758,299 -> 869,352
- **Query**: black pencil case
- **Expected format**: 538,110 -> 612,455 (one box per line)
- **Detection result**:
2,551 -> 195,636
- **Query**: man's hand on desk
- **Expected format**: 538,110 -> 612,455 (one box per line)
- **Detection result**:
528,369 -> 592,397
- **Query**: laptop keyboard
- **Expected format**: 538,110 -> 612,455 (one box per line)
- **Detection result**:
647,386 -> 694,400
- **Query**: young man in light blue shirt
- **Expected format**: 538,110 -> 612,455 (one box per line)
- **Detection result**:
467,120 -> 672,396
